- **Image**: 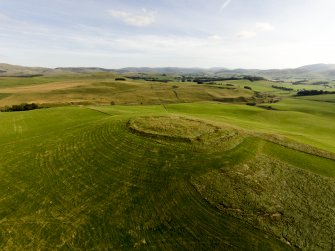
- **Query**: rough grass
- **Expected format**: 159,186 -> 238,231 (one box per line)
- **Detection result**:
192,153 -> 335,250
128,116 -> 218,141
254,132 -> 335,160
262,141 -> 335,178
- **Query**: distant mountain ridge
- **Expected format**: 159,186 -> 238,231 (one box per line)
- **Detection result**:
2,63 -> 335,80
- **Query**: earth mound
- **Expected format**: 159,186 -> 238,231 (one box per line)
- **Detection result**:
127,116 -> 243,151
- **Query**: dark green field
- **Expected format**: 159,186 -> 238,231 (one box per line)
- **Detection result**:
0,75 -> 335,250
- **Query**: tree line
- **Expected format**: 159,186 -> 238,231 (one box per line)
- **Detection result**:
195,75 -> 266,84
1,103 -> 41,112
272,85 -> 294,91
296,90 -> 335,96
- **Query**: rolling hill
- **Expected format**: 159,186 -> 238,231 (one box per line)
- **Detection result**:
0,102 -> 334,250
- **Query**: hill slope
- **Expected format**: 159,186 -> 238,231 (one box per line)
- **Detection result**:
0,104 -> 334,250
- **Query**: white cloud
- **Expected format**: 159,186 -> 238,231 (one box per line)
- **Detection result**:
255,22 -> 275,31
221,0 -> 233,11
108,8 -> 155,27
208,35 -> 222,41
236,30 -> 257,39
236,22 -> 274,39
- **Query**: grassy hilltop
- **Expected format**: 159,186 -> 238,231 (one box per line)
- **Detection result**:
0,73 -> 335,250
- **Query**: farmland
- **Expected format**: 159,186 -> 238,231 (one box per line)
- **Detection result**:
0,74 -> 335,250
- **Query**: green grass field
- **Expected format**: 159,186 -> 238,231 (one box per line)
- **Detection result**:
296,93 -> 335,103
163,100 -> 335,153
0,75 -> 335,250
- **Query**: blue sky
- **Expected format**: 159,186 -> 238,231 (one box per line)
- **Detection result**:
0,0 -> 335,69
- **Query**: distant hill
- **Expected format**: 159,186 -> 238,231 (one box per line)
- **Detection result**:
0,63 -> 57,76
55,67 -> 113,73
257,64 -> 335,80
115,67 -> 215,74
113,64 -> 335,80
2,63 -> 335,80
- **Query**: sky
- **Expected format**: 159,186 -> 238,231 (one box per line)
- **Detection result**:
0,0 -> 335,69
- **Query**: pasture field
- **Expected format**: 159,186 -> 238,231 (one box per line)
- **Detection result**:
0,74 -> 254,107
217,80 -> 334,94
0,74 -> 333,107
0,74 -> 335,250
